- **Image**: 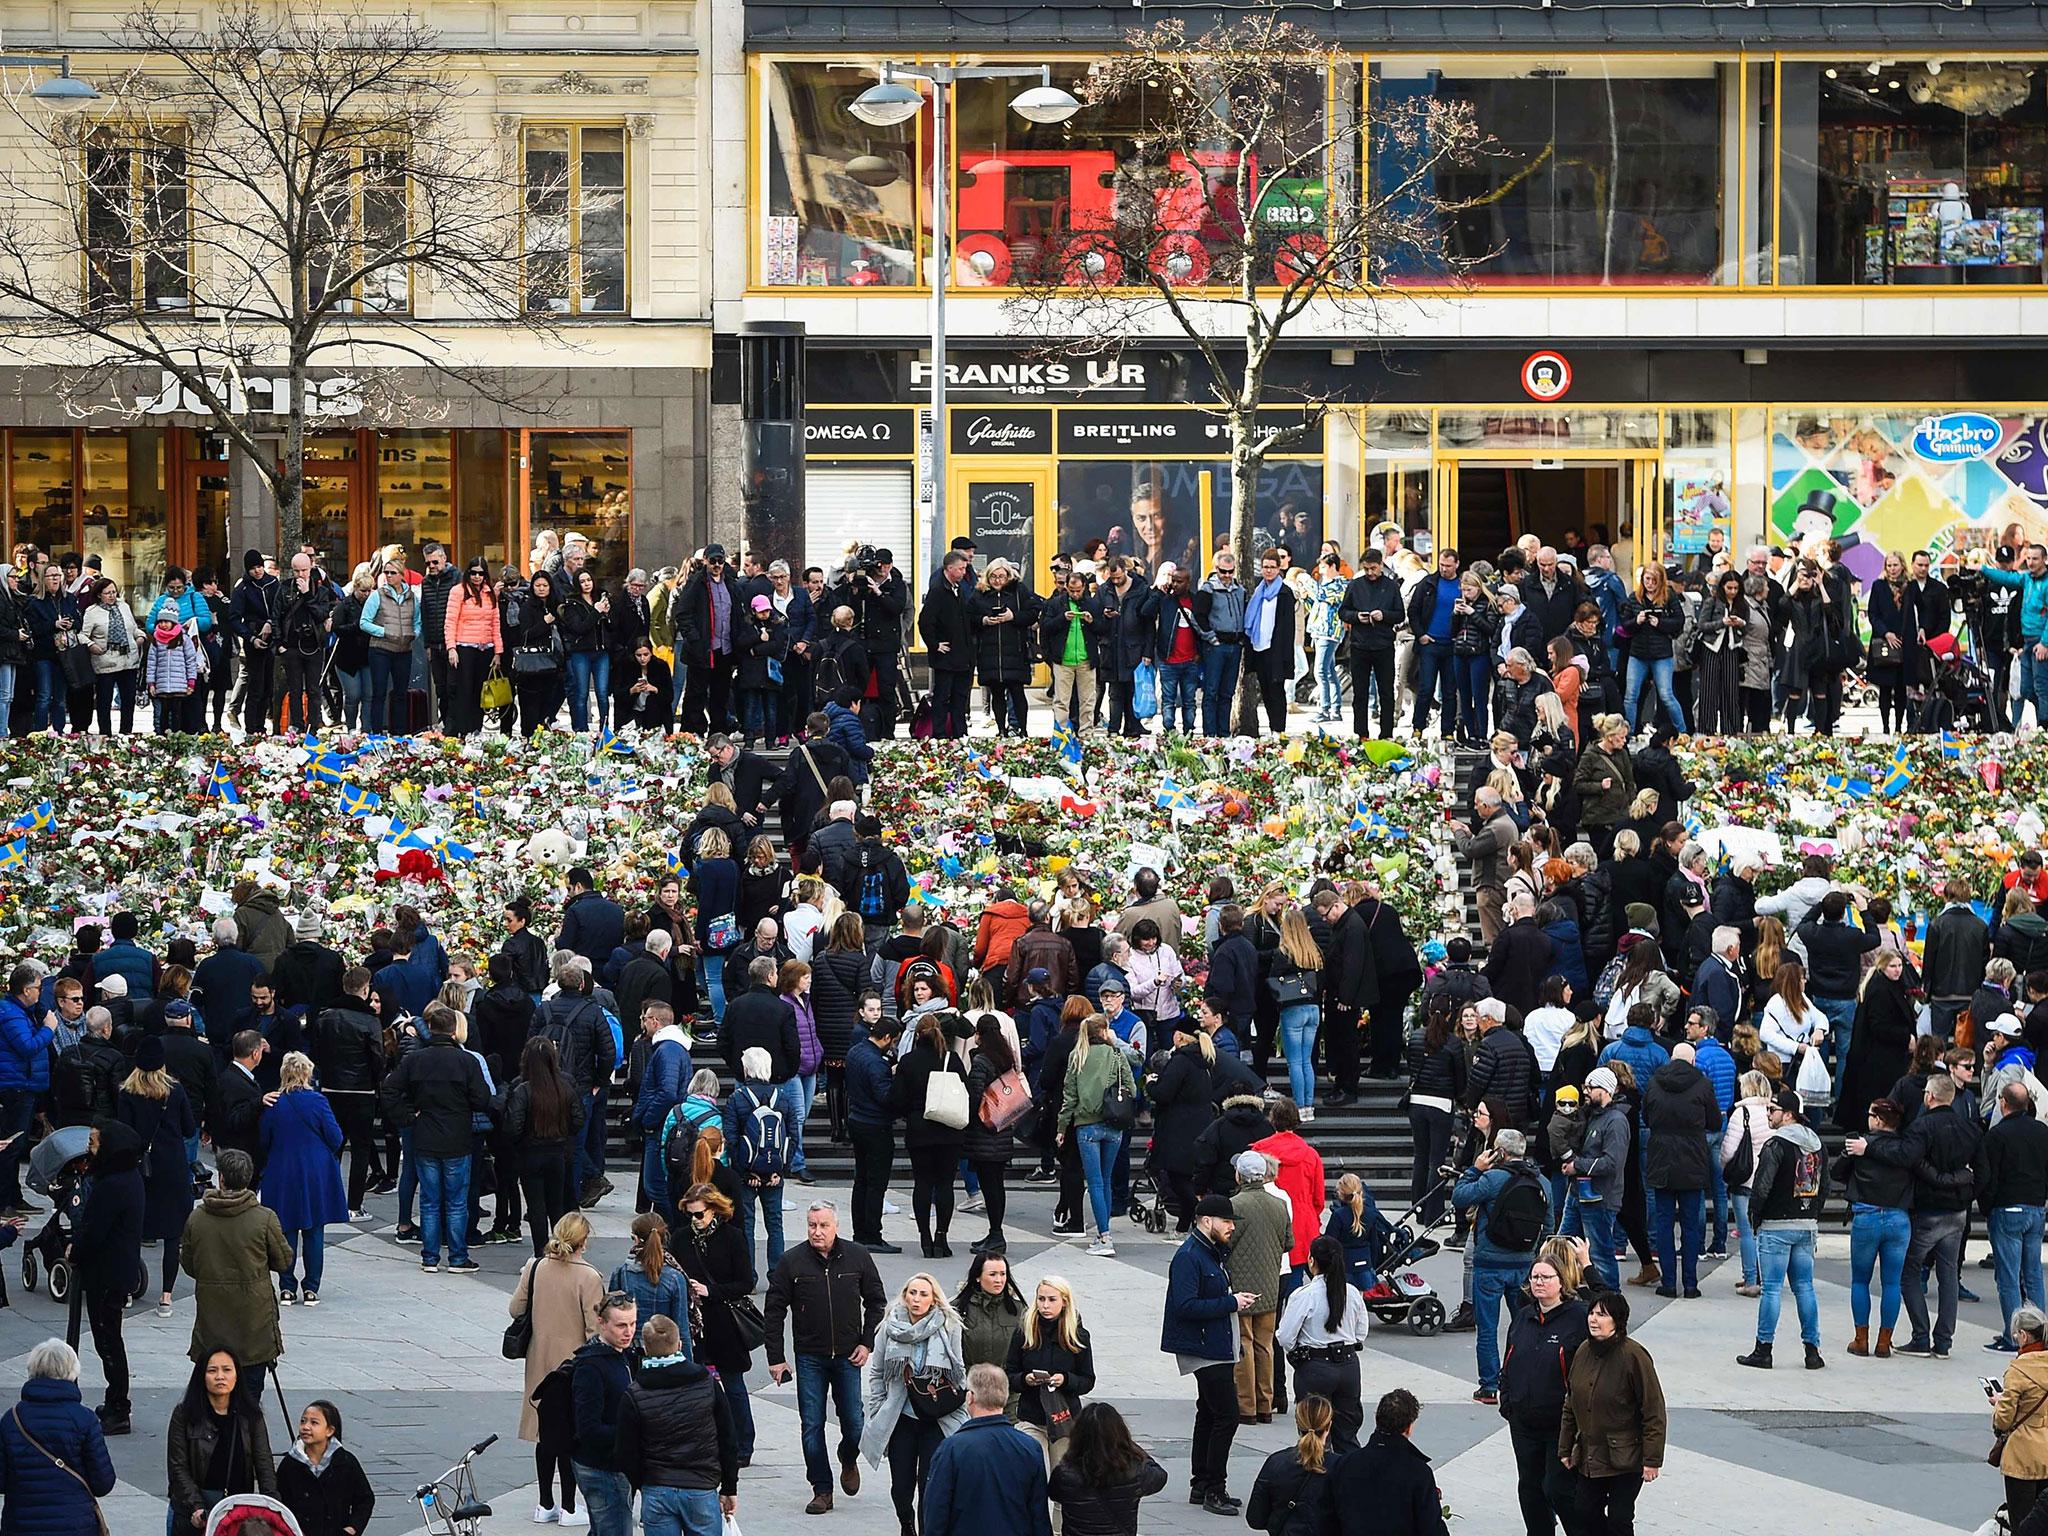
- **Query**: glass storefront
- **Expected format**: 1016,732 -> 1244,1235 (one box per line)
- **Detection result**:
81,431 -> 168,601
529,431 -> 632,580
761,61 -> 925,286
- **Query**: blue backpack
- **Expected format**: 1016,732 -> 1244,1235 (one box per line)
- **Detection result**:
735,1085 -> 789,1179
858,846 -> 889,921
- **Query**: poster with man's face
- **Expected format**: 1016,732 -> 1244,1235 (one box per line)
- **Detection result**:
1055,461 -> 1322,575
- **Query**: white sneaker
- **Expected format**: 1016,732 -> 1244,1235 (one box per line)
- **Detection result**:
558,1510 -> 590,1529
1299,1107 -> 1316,1124
532,1506 -> 560,1524
783,1197 -> 799,1212
1087,1239 -> 1117,1257
960,1196 -> 985,1214
882,1197 -> 901,1215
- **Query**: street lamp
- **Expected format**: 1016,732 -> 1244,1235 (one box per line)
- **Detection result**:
0,55 -> 101,110
845,61 -> 1080,561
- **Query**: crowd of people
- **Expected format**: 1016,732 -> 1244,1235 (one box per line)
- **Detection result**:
5,519 -> 2044,744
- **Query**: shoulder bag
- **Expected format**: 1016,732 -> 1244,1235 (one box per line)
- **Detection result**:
725,1292 -> 768,1351
480,664 -> 514,713
8,1407 -> 110,1536
923,1063 -> 970,1130
979,1066 -> 1035,1134
502,1259 -> 538,1359
1991,1380 -> 2048,1467
905,1364 -> 967,1421
1267,963 -> 1321,1006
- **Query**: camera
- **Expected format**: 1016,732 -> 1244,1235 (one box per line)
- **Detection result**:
856,544 -> 881,578
1951,566 -> 1990,603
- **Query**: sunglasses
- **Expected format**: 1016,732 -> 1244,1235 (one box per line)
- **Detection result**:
686,1208 -> 711,1220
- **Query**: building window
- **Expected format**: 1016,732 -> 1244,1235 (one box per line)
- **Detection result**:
83,131 -> 190,311
376,429 -> 454,559
1371,59 -> 1727,285
312,144 -> 411,315
761,61 -> 923,286
524,124 -> 627,314
1777,63 -> 2047,286
529,431 -> 630,579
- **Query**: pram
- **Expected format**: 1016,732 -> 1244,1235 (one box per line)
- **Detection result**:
1355,1172 -> 1453,1335
205,1493 -> 305,1536
1926,632 -> 1998,733
19,1125 -> 92,1302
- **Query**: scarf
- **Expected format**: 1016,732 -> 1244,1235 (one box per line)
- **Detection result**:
104,600 -> 130,652
883,1303 -> 954,1364
153,618 -> 184,647
1245,575 -> 1283,652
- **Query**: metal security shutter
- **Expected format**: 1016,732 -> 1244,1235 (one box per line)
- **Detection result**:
804,466 -> 913,579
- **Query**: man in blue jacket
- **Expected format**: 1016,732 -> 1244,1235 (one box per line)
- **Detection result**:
0,962 -> 55,1216
1162,1194 -> 1257,1515
1692,927 -> 1744,1031
632,1001 -> 694,1221
192,917 -> 265,1054
1451,1128 -> 1552,1405
1205,907 -> 1260,1055
91,912 -> 158,1001
1686,1006 -> 1740,1258
558,867 -> 627,970
921,1365 -> 1053,1536
822,690 -> 874,785
1984,541 -> 2048,730
571,1295 -> 640,1536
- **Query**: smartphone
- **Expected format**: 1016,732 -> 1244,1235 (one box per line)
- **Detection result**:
1983,1377 -> 2004,1399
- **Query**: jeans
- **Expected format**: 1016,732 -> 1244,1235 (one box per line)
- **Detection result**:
417,1156 -> 472,1266
1814,995 -> 1857,1097
283,1229 -> 325,1295
740,1178 -> 786,1267
1410,1105 -> 1454,1226
794,1353 -> 863,1494
1579,1203 -> 1621,1291
739,686 -> 779,744
337,665 -> 365,730
1650,1188 -> 1704,1292
1732,1191 -> 1758,1286
640,1485 -> 720,1536
1411,641 -> 1455,732
786,1075 -> 813,1176
705,956 -> 729,1024
570,1463 -> 633,1536
1704,1135 -> 1728,1251
581,1088 -> 609,1189
1455,655 -> 1491,741
2018,642 -> 2048,732
0,661 -> 14,734
364,647 -> 407,732
1756,1227 -> 1819,1346
95,668 -> 138,733
1202,645 -> 1242,736
1314,638 -> 1343,717
1905,1209 -> 1966,1350
1990,1204 -> 2047,1341
32,658 -> 65,731
1849,1204 -> 1912,1330
566,650 -> 611,732
1161,659 -> 1201,732
1075,1122 -> 1121,1238
1623,655 -> 1686,733
1473,1263 -> 1526,1392
1279,1003 -> 1319,1110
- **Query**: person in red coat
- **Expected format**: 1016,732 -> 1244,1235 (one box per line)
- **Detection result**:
1252,1097 -> 1327,1284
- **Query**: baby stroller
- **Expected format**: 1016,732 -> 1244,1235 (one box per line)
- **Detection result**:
1926,632 -> 1997,733
205,1493 -> 305,1536
19,1125 -> 92,1303
1356,1172 -> 1452,1336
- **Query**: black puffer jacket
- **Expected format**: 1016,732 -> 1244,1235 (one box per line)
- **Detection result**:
1407,1036 -> 1468,1104
1048,1453 -> 1169,1536
1464,1025 -> 1539,1128
1191,1096 -> 1275,1194
615,1359 -> 738,1494
1642,1058 -> 1718,1192
970,582 -> 1042,684
313,1004 -> 385,1093
810,947 -> 868,1062
1147,1043 -> 1219,1175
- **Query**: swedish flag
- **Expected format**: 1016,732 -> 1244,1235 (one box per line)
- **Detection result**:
431,833 -> 476,863
1938,730 -> 1963,760
594,728 -> 635,759
1877,744 -> 1915,798
1052,720 -> 1083,768
1157,779 -> 1197,812
1823,774 -> 1873,800
666,850 -> 685,878
9,799 -> 54,834
205,758 -> 242,805
965,751 -> 1000,783
391,825 -> 430,852
339,782 -> 382,818
0,837 -> 26,870
471,788 -> 489,821
305,750 -> 355,784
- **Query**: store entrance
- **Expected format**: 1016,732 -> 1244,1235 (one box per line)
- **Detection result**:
1454,462 -> 1622,559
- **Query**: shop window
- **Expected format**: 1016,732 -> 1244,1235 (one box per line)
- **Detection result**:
84,130 -> 191,311
7,433 -> 75,563
1436,409 -> 1660,452
456,430 -> 511,571
1055,460 -> 1323,575
377,429 -> 453,560
82,430 -> 168,610
524,125 -> 628,314
1371,60 -> 1725,285
1664,410 -> 1735,564
529,431 -> 630,580
952,64 -> 1328,289
297,432 -> 359,576
312,143 -> 411,315
761,61 -> 922,286
1777,63 -> 2047,286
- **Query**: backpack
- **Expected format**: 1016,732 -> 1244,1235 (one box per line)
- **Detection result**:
664,1110 -> 703,1193
1484,1165 -> 1548,1253
1592,952 -> 1628,1012
602,1007 -> 625,1073
858,845 -> 889,921
1722,1103 -> 1757,1189
734,1084 -> 789,1179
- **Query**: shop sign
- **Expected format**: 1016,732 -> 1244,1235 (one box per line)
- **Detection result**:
1257,178 -> 1327,230
1910,411 -> 2002,463
806,407 -> 916,453
1520,351 -> 1572,403
906,353 -> 1149,399
917,408 -> 935,507
1057,408 -> 1319,457
135,369 -> 362,418
950,409 -> 1052,455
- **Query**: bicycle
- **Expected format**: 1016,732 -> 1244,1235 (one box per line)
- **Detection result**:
416,1433 -> 498,1536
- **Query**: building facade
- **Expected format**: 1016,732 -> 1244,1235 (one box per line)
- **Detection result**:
711,0 -> 2048,609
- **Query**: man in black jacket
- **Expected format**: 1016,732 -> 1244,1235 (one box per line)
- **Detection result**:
1354,883 -> 1423,1082
765,1201 -> 888,1512
557,868 -> 627,970
1864,1071 -> 1979,1358
1480,894 -> 1554,1019
1329,1389 -> 1452,1536
1314,889 -> 1374,1107
1244,549 -> 1297,736
1338,548 -> 1404,739
273,551 -> 333,733
1643,1045 -> 1721,1299
616,1314 -> 740,1529
1463,1001 -> 1539,1130
1095,557 -> 1156,738
674,545 -> 740,735
721,957 -> 801,1083
1976,1080 -> 2048,1351
570,1294 -> 641,1534
1517,548 -> 1585,645
212,1029 -> 270,1175
159,1001 -> 218,1158
269,911 -> 347,1020
772,717 -> 851,859
1925,878 -> 1993,1038
418,543 -> 459,728
314,966 -> 387,1213
378,1005 -> 489,1272
228,550 -> 279,735
829,550 -> 908,739
51,1009 -> 127,1128
1205,907 -> 1260,1055
918,551 -> 978,739
707,733 -> 778,827
537,955 -> 619,1204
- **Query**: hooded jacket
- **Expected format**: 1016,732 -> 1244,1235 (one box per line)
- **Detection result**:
1749,1120 -> 1826,1229
616,1357 -> 738,1493
1192,1096 -> 1275,1195
1642,1058 -> 1720,1192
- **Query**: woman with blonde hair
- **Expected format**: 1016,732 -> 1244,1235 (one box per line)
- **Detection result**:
1246,1395 -> 1337,1536
1271,907 -> 1326,1117
1538,1234 -> 1590,1298
512,1211 -> 607,1522
1621,557 -> 1688,733
1008,1273 -> 1096,1476
1722,1068 -> 1775,1295
258,1051 -> 347,1306
1060,1013 -> 1138,1256
116,1037 -> 199,1316
861,1271 -> 968,1533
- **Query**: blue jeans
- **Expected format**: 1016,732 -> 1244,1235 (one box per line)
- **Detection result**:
1411,641 -> 1455,732
784,1076 -> 812,1176
566,650 -> 611,732
336,665 -> 365,730
1314,638 -> 1343,717
1076,1122 -> 1122,1238
1849,1204 -> 1912,1330
1161,659 -> 1201,732
723,1366 -> 756,1461
417,1155 -> 472,1265
1279,1003 -> 1319,1110
1623,655 -> 1686,733
1813,996 -> 1857,1096
641,1486 -> 721,1536
1473,1263 -> 1526,1392
740,1178 -> 785,1268
1578,1202 -> 1620,1291
2018,642 -> 2048,732
1705,1134 -> 1728,1251
1732,1190 -> 1758,1285
364,647 -> 408,732
0,662 -> 14,735
739,687 -> 779,743
1202,645 -> 1242,736
1990,1204 -> 2047,1342
705,955 -> 729,1023
283,1229 -> 325,1294
32,658 -> 65,731
1756,1227 -> 1819,1345
570,1463 -> 633,1536
1455,655 -> 1490,740
794,1353 -> 864,1495
1650,1188 -> 1704,1291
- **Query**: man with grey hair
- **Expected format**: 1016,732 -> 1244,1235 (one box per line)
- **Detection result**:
1452,1124 -> 1550,1405
1480,889 -> 1552,1018
920,1363 -> 1052,1536
1449,787 -> 1520,943
51,1005 -> 124,1128
1226,1148 -> 1294,1421
193,913 -> 266,1050
180,1147 -> 291,1398
1694,924 -> 1744,1029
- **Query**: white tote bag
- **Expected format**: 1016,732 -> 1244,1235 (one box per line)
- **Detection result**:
923,1067 -> 970,1130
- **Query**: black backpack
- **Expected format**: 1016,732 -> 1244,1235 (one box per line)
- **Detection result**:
858,845 -> 889,921
1485,1165 -> 1548,1253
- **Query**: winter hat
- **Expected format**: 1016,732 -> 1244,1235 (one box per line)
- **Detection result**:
244,549 -> 266,571
134,1037 -> 167,1073
1553,1084 -> 1580,1106
1584,1067 -> 1618,1095
1232,1150 -> 1273,1185
97,974 -> 129,1000
1624,902 -> 1658,932
295,911 -> 325,941
1194,1195 -> 1236,1221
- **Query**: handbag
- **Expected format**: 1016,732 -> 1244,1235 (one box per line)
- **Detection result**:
923,1067 -> 970,1130
480,667 -> 514,712
1267,966 -> 1320,1006
59,638 -> 94,690
905,1365 -> 966,1421
511,642 -> 560,677
502,1260 -> 537,1358
725,1293 -> 768,1351
706,913 -> 741,951
1099,1076 -> 1138,1131
1991,1382 -> 2048,1467
1040,1385 -> 1076,1442
8,1407 -> 110,1536
1870,633 -> 1903,665
979,1066 -> 1035,1133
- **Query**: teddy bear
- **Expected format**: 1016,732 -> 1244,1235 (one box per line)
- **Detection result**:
524,827 -> 581,868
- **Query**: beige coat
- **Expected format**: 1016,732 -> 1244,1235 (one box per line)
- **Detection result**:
509,1252 -> 607,1442
1996,1349 -> 2048,1479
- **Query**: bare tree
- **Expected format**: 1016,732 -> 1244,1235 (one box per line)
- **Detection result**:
0,0 -> 566,556
1002,3 -> 1487,726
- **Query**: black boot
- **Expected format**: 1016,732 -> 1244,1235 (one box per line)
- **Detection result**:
1804,1342 -> 1826,1371
1736,1341 -> 1773,1369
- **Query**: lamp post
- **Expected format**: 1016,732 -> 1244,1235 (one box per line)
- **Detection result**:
0,54 -> 101,109
847,62 -> 1078,575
